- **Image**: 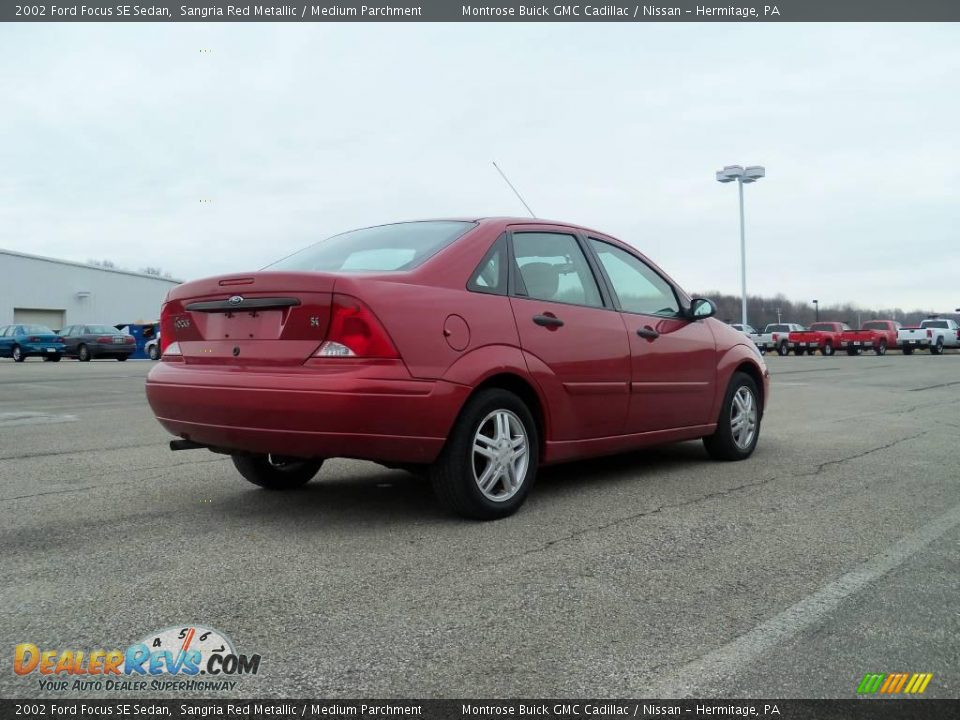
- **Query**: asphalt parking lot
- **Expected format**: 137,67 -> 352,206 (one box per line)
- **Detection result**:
1,354 -> 957,699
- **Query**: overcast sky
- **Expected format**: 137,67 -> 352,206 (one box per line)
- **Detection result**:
1,22 -> 957,311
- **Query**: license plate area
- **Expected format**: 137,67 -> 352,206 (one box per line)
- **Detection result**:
203,310 -> 285,340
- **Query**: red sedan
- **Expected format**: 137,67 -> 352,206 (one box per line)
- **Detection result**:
146,218 -> 769,519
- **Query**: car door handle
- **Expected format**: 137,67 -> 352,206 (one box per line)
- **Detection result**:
637,326 -> 660,339
533,314 -> 564,328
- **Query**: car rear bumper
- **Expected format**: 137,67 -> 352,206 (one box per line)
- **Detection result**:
23,343 -> 63,355
145,360 -> 470,464
91,343 -> 135,356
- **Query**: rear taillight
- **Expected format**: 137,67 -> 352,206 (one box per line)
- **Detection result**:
772,333 -> 779,341
95,336 -> 112,343
927,329 -> 932,338
28,336 -> 40,342
161,341 -> 183,362
126,336 -> 135,344
56,337 -> 64,344
160,303 -> 175,353
314,294 -> 399,359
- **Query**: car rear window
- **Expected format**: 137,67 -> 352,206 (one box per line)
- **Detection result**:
21,325 -> 54,334
810,323 -> 836,332
86,325 -> 119,334
863,321 -> 887,331
766,325 -> 789,333
265,221 -> 476,273
922,320 -> 948,329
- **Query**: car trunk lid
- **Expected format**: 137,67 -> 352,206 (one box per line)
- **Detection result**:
162,272 -> 337,366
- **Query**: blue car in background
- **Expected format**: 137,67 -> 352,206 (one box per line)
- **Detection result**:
0,324 -> 66,362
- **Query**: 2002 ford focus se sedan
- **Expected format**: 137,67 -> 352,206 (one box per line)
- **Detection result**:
146,218 -> 769,519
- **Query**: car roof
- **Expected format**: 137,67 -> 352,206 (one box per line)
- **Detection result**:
392,217 -> 616,236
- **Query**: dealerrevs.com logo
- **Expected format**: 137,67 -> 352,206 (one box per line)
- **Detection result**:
14,625 -> 261,693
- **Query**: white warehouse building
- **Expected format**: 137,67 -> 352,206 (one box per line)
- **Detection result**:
0,248 -> 181,331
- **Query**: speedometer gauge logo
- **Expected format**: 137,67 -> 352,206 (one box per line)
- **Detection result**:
133,625 -> 235,673
126,624 -> 258,677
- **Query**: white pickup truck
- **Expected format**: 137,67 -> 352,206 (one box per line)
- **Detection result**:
730,323 -> 765,353
757,323 -> 807,356
897,318 -> 960,355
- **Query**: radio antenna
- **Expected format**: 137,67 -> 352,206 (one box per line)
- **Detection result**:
492,161 -> 536,218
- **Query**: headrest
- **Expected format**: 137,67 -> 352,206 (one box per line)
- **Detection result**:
521,262 -> 560,300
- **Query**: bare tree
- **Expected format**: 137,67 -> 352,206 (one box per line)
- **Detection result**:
699,291 -> 954,329
88,259 -> 117,269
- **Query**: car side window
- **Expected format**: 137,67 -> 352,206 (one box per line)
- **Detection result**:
589,239 -> 680,317
512,232 -> 603,308
468,235 -> 507,295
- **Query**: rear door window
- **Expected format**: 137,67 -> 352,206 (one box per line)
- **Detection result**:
511,232 -> 603,308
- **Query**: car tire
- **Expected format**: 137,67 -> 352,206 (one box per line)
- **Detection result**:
777,342 -> 789,356
931,339 -> 944,355
231,454 -> 324,490
703,372 -> 761,461
822,342 -> 835,356
875,340 -> 887,356
12,345 -> 24,363
78,344 -> 91,362
902,345 -> 914,355
430,388 -> 539,520
116,356 -> 128,362
148,345 -> 160,361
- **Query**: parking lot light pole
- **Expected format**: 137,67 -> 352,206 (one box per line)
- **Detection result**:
716,164 -> 765,327
813,299 -> 819,321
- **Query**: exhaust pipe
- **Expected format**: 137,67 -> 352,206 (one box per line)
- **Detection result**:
170,439 -> 207,452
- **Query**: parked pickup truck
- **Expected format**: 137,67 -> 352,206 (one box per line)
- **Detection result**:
758,323 -> 807,356
839,320 -> 902,356
788,321 -> 852,356
897,318 -> 960,355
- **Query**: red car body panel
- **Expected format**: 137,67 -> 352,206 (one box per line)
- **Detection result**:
788,322 -> 849,352
146,218 -> 769,467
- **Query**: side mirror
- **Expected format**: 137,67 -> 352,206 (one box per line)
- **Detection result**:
689,298 -> 717,319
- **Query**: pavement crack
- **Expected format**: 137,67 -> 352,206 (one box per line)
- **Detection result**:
0,458 -> 227,503
0,442 -> 160,461
470,474 -> 782,574
909,380 -> 960,392
812,432 -> 927,475
471,432 -> 929,574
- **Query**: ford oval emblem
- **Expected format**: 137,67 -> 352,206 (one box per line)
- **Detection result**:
227,295 -> 244,305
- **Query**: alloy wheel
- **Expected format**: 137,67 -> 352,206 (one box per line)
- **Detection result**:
730,386 -> 758,450
471,409 -> 529,502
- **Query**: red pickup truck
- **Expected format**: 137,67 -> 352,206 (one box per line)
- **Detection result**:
788,321 -> 852,356
839,320 -> 901,356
